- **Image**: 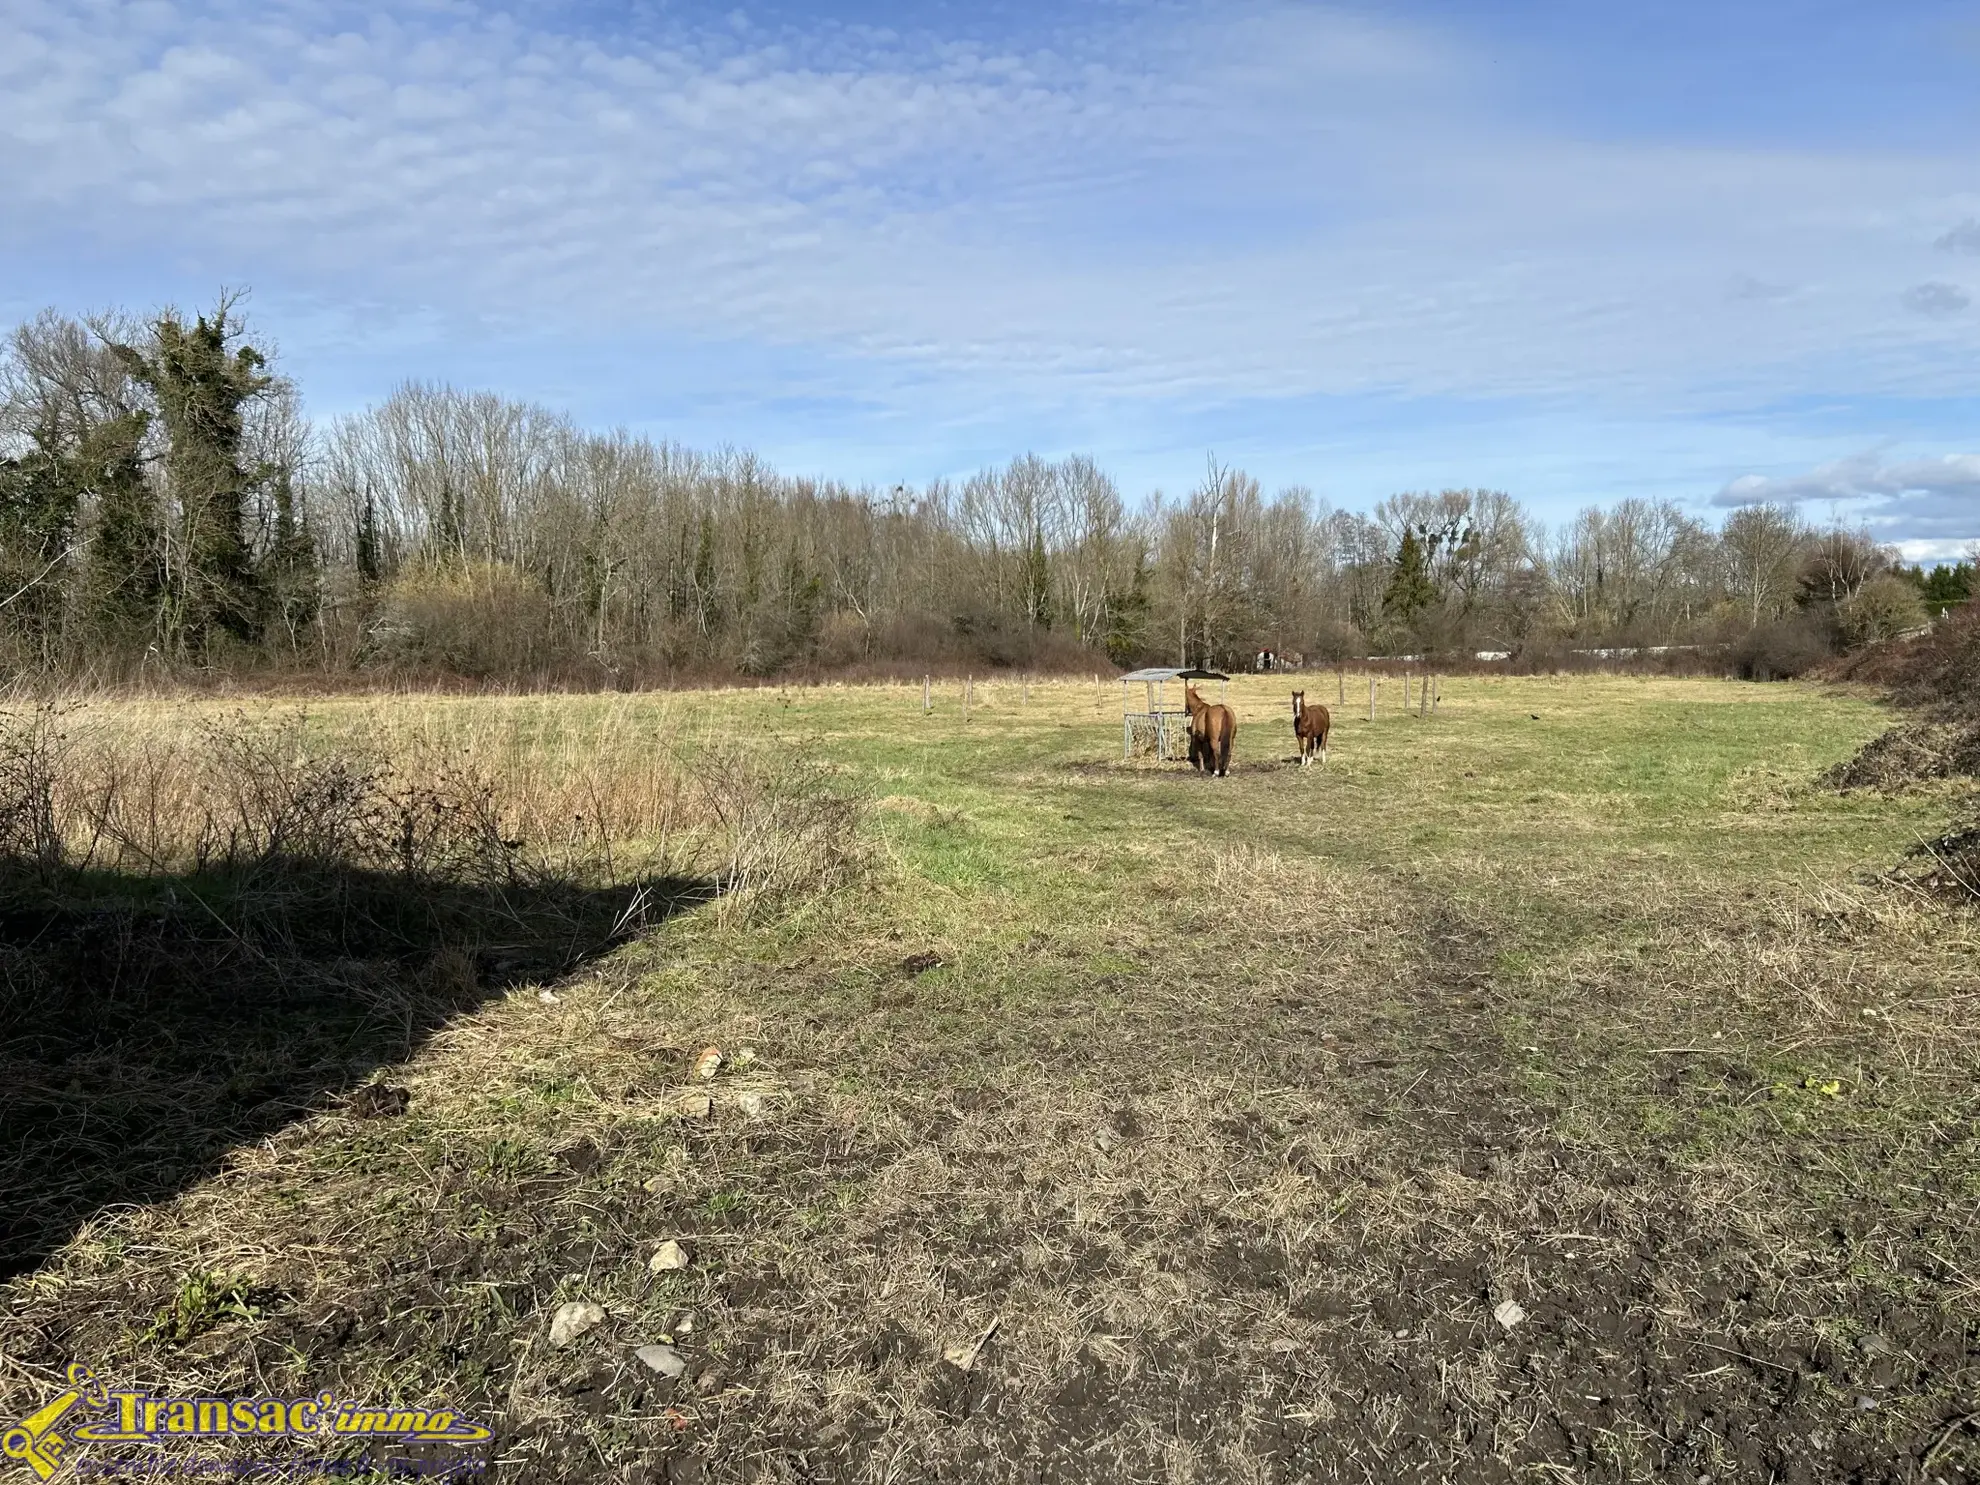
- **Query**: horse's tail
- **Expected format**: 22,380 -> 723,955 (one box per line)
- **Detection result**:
1218,711 -> 1236,775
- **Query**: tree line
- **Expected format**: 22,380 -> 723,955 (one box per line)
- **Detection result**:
2,300 -> 1970,685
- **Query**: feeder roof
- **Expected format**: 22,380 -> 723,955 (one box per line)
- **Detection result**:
1119,667 -> 1229,683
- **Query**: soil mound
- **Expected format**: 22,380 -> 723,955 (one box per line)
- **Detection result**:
1822,719 -> 1980,792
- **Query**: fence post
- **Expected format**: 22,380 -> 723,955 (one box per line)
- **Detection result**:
1419,673 -> 1429,718
1368,674 -> 1376,722
1023,674 -> 1030,706
923,675 -> 931,714
964,675 -> 972,722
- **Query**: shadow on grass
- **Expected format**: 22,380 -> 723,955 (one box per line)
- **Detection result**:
0,863 -> 710,1280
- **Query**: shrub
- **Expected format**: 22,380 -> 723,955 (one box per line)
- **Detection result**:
814,611 -> 871,670
1890,600 -> 1980,718
364,562 -> 559,678
1305,619 -> 1365,663
1733,614 -> 1835,680
0,706 -> 70,879
1837,574 -> 1927,649
693,745 -> 864,917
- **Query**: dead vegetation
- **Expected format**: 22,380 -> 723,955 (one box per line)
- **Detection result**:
1820,718 -> 1980,793
1821,605 -> 1980,910
0,702 -> 862,1280
1889,809 -> 1980,907
0,702 -> 689,885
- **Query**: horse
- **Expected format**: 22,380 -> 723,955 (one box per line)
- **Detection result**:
1291,690 -> 1330,767
1183,685 -> 1237,777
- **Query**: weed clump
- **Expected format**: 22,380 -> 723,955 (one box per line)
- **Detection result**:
695,745 -> 865,917
142,1269 -> 272,1345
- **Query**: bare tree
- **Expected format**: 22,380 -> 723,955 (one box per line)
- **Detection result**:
1721,503 -> 1807,627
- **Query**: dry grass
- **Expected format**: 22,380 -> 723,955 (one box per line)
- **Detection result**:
0,698 -> 691,884
2,674 -> 1977,1484
0,695 -> 866,901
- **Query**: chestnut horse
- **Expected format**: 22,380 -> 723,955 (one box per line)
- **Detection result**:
1292,691 -> 1330,767
1183,685 -> 1237,777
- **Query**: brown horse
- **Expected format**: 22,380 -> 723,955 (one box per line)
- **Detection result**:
1292,691 -> 1330,767
1183,685 -> 1237,777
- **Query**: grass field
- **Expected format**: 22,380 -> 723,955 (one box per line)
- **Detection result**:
2,673 -> 1977,1484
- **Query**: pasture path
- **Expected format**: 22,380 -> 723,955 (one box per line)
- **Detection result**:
2,676 -> 1976,1484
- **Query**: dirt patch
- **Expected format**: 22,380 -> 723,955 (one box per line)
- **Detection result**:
1061,756 -> 1302,777
606,919 -> 1980,1485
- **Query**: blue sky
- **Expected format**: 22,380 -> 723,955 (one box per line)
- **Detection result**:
3,0 -> 1978,555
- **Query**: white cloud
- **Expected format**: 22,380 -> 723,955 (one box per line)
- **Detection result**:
1714,451 -> 1980,543
5,0 -> 1980,542
4,0 -> 1979,419
1894,538 -> 1979,563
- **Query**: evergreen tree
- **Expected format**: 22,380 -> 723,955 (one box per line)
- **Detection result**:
1024,526 -> 1051,628
1383,526 -> 1436,624
782,542 -> 821,654
1104,554 -> 1152,665
260,463 -> 320,651
1911,562 -> 1973,609
113,306 -> 273,653
82,409 -> 163,641
355,490 -> 383,587
0,416 -> 82,662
